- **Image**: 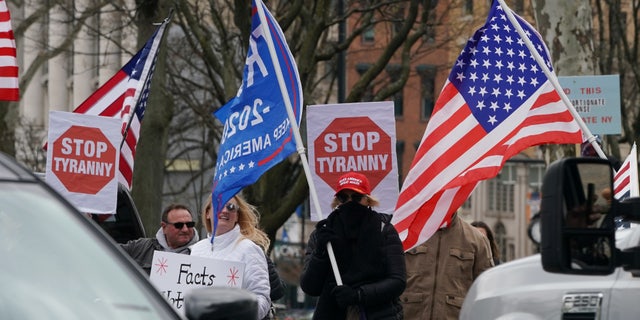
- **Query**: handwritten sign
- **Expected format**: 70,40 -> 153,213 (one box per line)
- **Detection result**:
558,75 -> 621,135
149,251 -> 245,314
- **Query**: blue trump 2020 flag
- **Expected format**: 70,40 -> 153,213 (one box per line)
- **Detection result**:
211,0 -> 302,237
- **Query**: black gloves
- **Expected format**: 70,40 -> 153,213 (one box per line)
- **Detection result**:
313,224 -> 337,257
331,285 -> 361,309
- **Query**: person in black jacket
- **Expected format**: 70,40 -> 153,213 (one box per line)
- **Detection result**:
300,172 -> 406,319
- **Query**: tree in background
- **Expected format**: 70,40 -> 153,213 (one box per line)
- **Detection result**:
153,0 -> 470,249
532,0 -> 640,161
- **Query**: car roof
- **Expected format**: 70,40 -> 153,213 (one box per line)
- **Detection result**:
0,152 -> 39,181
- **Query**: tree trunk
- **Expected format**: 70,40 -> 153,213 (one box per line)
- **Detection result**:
131,0 -> 173,235
532,0 -> 595,159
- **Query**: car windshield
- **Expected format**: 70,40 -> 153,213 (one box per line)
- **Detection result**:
0,182 -> 179,319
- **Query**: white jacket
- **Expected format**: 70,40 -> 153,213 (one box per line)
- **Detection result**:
190,225 -> 271,319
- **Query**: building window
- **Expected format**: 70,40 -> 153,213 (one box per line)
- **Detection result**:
396,140 -> 405,184
487,164 -> 515,213
462,197 -> 472,210
386,64 -> 403,117
391,3 -> 406,37
362,26 -> 375,43
356,63 -> 374,101
464,0 -> 473,15
527,163 -> 545,194
494,222 -> 508,261
416,64 -> 437,120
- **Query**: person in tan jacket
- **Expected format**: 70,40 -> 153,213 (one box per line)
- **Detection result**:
400,213 -> 494,320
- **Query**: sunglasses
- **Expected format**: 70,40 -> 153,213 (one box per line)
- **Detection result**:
224,203 -> 238,212
164,221 -> 195,229
336,192 -> 364,204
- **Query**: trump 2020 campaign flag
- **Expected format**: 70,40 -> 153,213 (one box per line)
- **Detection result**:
614,143 -> 639,200
392,0 -> 583,251
211,0 -> 302,233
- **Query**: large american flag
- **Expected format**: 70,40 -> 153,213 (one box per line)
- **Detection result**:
614,143 -> 638,200
71,18 -> 169,189
0,0 -> 18,101
392,1 -> 583,251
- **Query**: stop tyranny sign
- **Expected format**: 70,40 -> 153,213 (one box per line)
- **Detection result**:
51,125 -> 117,194
313,116 -> 392,191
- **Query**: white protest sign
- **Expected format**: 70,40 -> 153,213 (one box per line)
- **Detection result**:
45,111 -> 120,214
149,251 -> 245,315
306,101 -> 399,220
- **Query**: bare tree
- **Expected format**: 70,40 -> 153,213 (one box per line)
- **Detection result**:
2,0 -> 129,158
133,0 -> 462,250
531,0 -> 596,161
533,0 -> 640,161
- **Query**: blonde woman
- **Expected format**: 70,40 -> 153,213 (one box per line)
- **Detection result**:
190,194 -> 271,319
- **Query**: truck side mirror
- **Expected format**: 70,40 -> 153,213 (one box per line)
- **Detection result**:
540,157 -> 616,275
185,287 -> 258,320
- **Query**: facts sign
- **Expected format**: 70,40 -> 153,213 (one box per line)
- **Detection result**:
51,125 -> 117,194
313,117 -> 391,191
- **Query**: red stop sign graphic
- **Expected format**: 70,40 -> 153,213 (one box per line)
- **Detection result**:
51,126 -> 117,194
314,117 -> 392,191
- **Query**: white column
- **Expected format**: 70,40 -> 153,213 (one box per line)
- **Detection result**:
47,4 -> 69,116
72,0 -> 97,108
20,3 -> 45,126
98,4 -> 121,85
121,0 -> 138,64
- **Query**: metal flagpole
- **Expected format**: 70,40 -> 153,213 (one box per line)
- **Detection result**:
254,0 -> 343,285
496,0 -> 607,160
120,10 -> 173,150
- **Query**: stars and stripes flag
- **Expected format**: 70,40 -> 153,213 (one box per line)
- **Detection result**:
391,0 -> 583,251
0,0 -> 18,101
70,16 -> 170,189
614,143 -> 638,200
210,0 -> 302,240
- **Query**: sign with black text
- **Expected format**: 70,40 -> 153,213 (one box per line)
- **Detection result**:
558,75 -> 621,134
149,251 -> 244,315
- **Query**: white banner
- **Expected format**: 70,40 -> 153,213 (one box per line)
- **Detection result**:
45,111 -> 120,214
306,101 -> 399,220
149,251 -> 245,315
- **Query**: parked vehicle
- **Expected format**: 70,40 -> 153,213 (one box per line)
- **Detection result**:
33,172 -> 145,243
0,152 -> 256,319
460,158 -> 640,320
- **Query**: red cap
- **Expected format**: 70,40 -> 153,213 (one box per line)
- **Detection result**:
335,172 -> 371,195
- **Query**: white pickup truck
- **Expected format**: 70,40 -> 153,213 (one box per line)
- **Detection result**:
460,225 -> 639,319
460,157 -> 640,320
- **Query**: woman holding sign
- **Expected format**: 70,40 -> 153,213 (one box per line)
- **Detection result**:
300,172 -> 406,319
190,194 -> 271,319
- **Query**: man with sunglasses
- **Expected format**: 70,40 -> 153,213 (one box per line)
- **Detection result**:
121,203 -> 199,274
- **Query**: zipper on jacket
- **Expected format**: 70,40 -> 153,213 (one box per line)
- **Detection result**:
429,231 -> 442,319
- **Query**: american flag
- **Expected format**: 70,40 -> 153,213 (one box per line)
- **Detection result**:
391,1 -> 583,251
210,0 -> 302,241
614,143 -> 638,200
0,0 -> 18,101
71,17 -> 169,189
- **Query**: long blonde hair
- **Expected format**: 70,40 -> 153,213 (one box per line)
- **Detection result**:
202,194 -> 270,253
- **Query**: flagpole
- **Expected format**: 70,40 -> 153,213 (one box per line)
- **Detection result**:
496,0 -> 607,160
254,0 -> 343,285
120,11 -> 173,150
630,143 -> 639,197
